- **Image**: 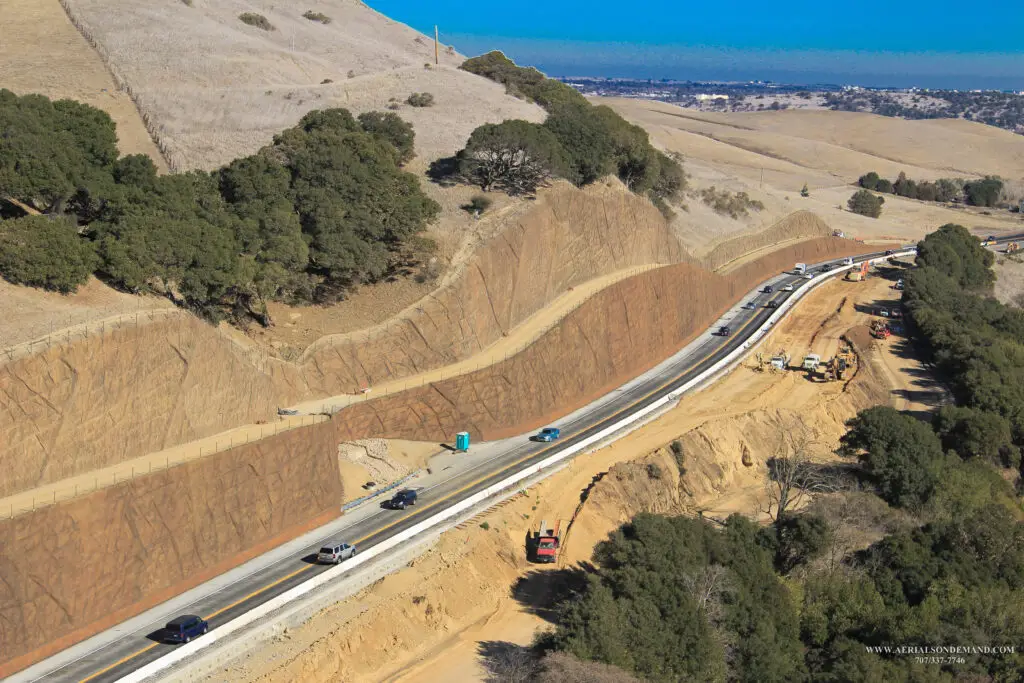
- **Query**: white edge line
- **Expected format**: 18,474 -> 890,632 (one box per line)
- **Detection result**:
115,250 -> 913,683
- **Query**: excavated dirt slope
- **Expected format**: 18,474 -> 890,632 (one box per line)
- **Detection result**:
0,423 -> 343,676
325,237 -> 867,444
212,278 -> 916,683
0,181 -> 679,497
0,238 -> 871,674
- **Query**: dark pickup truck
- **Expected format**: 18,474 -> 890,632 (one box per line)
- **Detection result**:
388,489 -> 418,510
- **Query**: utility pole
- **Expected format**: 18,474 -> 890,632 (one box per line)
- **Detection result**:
434,25 -> 439,65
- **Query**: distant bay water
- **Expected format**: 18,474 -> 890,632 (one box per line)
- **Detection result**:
447,36 -> 1024,91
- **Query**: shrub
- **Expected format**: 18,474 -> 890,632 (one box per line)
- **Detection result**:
239,12 -> 274,31
320,78 -> 333,84
646,462 -> 663,479
459,120 -> 567,195
963,176 -> 1003,207
670,440 -> 686,473
847,189 -> 884,218
463,195 -> 492,214
406,92 -> 435,107
480,521 -> 490,531
698,186 -> 765,218
858,171 -> 880,190
302,10 -> 331,24
357,111 -> 415,165
0,215 -> 97,292
800,183 -> 810,197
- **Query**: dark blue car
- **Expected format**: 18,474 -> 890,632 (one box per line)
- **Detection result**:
164,615 -> 208,644
535,427 -> 561,442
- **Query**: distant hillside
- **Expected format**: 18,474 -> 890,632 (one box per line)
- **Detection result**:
56,0 -> 544,169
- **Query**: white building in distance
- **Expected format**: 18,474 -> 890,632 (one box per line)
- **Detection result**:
695,93 -> 730,101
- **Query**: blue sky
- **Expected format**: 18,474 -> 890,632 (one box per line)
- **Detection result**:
368,1 -> 1024,89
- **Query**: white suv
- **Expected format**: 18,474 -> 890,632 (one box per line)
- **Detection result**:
318,542 -> 357,564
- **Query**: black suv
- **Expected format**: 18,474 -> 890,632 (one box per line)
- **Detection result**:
164,614 -> 208,644
389,489 -> 418,509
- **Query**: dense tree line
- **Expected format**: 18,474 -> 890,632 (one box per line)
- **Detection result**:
825,90 -> 1024,135
458,52 -> 685,211
536,223 -> 1023,681
858,170 -> 1005,208
0,90 -> 438,320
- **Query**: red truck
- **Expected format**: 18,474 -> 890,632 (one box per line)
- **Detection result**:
531,520 -> 562,563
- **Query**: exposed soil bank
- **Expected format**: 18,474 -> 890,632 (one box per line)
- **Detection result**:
0,425 -> 343,676
328,237 -> 868,443
211,275 -> 924,683
0,181 -> 679,496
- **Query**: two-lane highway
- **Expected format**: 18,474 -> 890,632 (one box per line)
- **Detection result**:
22,248 -> 909,682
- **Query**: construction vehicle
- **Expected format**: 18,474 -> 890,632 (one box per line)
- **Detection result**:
1008,242 -> 1020,255
794,263 -> 807,275
845,261 -> 870,282
870,320 -> 891,340
802,354 -> 821,371
821,350 -> 856,382
530,519 -> 562,563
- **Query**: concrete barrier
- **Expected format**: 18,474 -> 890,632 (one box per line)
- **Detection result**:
116,249 -> 914,683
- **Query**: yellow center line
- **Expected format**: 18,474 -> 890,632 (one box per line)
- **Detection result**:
78,284 -> 787,682
77,644 -> 158,683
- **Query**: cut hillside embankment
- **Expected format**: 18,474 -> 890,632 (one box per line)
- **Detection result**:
324,237 -> 868,444
0,181 -> 679,496
0,237 -> 871,676
702,210 -> 834,272
0,423 -> 343,677
207,289 -> 906,683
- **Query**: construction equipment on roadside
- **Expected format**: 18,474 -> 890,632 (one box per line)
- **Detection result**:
870,319 -> 891,340
845,260 -> 870,282
1008,242 -> 1020,255
818,344 -> 857,382
802,354 -> 821,371
529,519 -> 562,563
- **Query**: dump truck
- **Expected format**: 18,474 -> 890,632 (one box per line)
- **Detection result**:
530,520 -> 562,563
870,320 -> 891,340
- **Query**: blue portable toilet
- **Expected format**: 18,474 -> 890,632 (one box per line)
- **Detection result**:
455,431 -> 470,452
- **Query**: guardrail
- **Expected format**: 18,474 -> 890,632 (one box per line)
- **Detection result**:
340,471 -> 421,512
116,249 -> 915,683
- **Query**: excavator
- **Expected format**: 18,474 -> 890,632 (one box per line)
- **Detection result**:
1008,242 -> 1020,255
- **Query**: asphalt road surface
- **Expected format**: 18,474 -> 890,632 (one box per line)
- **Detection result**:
19,242 -> 993,683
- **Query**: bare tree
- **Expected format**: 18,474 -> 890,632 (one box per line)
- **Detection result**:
480,641 -> 538,683
760,420 -> 843,522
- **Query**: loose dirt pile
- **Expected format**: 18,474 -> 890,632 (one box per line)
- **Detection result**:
209,272 -> 938,683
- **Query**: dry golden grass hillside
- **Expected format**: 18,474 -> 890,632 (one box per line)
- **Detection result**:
0,0 -> 166,168
58,0 -> 545,170
605,98 -> 1024,255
